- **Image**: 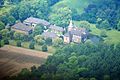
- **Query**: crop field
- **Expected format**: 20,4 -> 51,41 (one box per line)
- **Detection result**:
0,45 -> 51,79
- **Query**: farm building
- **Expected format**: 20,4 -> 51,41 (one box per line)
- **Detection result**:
11,22 -> 33,35
23,17 -> 50,30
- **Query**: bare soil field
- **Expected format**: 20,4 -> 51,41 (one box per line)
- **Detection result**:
0,45 -> 51,79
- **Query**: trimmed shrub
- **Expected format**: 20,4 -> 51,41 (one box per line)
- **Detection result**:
45,38 -> 52,45
42,45 -> 48,52
4,39 -> 9,44
17,41 -> 21,47
29,42 -> 35,49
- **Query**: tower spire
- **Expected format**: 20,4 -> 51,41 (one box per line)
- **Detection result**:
68,20 -> 74,31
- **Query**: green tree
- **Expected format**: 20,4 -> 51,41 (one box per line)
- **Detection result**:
117,21 -> 120,31
34,35 -> 45,45
0,29 -> 9,39
45,38 -> 52,45
53,38 -> 63,47
42,45 -> 48,52
17,41 -> 22,47
49,7 -> 72,27
7,16 -> 16,26
0,21 -> 5,30
0,0 -> 4,7
104,75 -> 110,80
98,20 -> 110,29
18,2 -> 31,21
100,30 -> 107,37
29,42 -> 35,49
33,25 -> 45,36
78,21 -> 91,31
4,38 -> 9,45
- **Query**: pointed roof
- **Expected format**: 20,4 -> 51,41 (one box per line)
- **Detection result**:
68,20 -> 74,28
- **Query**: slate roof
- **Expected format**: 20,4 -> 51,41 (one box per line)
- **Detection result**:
42,32 -> 58,39
49,25 -> 64,32
11,22 -> 32,32
24,17 -> 50,26
71,30 -> 83,36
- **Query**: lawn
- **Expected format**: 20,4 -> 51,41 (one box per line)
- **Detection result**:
90,24 -> 120,45
52,0 -> 97,14
74,21 -> 120,45
9,40 -> 56,54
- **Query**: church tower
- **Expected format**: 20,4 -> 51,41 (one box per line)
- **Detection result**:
68,20 -> 74,31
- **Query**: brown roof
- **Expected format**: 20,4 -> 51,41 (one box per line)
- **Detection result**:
24,17 -> 50,26
12,22 -> 32,32
42,32 -> 58,39
49,25 -> 64,32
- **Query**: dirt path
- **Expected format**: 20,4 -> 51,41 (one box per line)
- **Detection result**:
0,45 -> 52,79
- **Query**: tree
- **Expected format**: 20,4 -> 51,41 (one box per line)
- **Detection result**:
33,0 -> 49,20
0,0 -> 4,7
104,75 -> 110,80
100,30 -> 107,37
117,21 -> 120,31
45,38 -> 52,45
29,42 -> 35,49
53,38 -> 63,47
7,16 -> 16,26
77,21 -> 91,31
49,7 -> 72,27
48,0 -> 61,6
98,20 -> 110,29
14,32 -> 24,40
34,35 -> 45,45
33,25 -> 45,36
42,45 -> 48,52
17,41 -> 22,47
0,29 -> 9,39
18,2 -> 31,21
0,21 -> 5,30
8,0 -> 22,4
4,39 -> 9,45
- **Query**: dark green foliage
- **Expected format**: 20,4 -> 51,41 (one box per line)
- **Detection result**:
81,0 -> 120,29
100,30 -> 107,37
0,40 -> 1,47
17,41 -> 21,47
45,38 -> 52,45
29,42 -> 35,49
12,42 -> 120,80
8,0 -> 22,4
48,0 -> 61,6
4,39 -> 9,44
0,0 -> 4,7
117,21 -> 120,31
42,45 -> 48,52
7,16 -> 16,26
33,25 -> 45,36
0,21 -> 5,30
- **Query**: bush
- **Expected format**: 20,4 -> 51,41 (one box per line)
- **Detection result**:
17,41 -> 21,47
29,42 -> 35,49
100,30 -> 107,37
42,45 -> 48,52
4,39 -> 9,44
45,38 -> 52,45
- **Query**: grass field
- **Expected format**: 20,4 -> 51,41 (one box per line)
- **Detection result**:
9,40 -> 56,53
74,21 -> 120,45
0,45 -> 51,79
52,0 -> 97,14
